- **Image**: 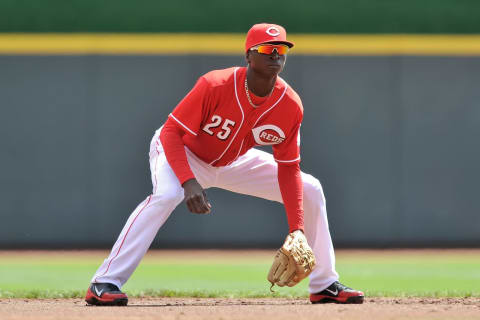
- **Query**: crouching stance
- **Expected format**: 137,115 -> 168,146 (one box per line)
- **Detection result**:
85,23 -> 364,306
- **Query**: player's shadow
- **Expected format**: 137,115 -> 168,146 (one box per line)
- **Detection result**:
126,302 -> 310,307
86,301 -> 310,307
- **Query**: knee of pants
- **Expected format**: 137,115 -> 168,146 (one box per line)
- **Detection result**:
152,188 -> 184,206
303,174 -> 326,209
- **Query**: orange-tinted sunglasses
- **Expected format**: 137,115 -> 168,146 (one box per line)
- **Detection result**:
250,44 -> 289,55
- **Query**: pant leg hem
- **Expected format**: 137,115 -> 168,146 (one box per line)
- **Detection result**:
308,276 -> 339,294
91,277 -> 123,289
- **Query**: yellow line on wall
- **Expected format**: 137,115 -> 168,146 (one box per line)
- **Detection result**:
1,33 -> 480,55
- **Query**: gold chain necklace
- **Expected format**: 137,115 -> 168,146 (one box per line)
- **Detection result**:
244,78 -> 274,108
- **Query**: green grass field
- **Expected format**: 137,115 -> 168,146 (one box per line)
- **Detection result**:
0,250 -> 479,299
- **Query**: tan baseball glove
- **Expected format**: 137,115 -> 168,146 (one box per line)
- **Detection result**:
267,230 -> 316,290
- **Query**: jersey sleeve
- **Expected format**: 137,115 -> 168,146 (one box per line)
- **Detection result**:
272,108 -> 303,165
169,77 -> 210,136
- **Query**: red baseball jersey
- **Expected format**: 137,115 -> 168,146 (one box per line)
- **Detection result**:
168,67 -> 303,167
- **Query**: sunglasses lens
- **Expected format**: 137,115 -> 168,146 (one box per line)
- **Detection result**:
257,46 -> 273,54
256,45 -> 288,55
275,46 -> 288,55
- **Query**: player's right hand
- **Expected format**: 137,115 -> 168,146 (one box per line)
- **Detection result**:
182,178 -> 212,214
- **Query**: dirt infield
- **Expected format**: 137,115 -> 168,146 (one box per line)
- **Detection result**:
1,297 -> 480,320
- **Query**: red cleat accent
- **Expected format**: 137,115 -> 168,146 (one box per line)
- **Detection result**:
310,281 -> 364,304
85,283 -> 128,306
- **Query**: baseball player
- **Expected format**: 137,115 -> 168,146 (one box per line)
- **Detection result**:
85,23 -> 364,306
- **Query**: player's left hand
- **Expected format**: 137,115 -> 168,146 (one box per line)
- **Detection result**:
267,230 -> 316,290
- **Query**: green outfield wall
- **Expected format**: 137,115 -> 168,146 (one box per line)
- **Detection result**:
1,0 -> 480,33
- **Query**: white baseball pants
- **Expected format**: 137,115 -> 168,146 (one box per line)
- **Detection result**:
92,129 -> 339,293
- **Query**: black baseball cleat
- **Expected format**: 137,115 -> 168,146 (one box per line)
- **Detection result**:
85,282 -> 128,306
310,281 -> 364,304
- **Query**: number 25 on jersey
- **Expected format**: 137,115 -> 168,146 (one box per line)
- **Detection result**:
202,115 -> 236,140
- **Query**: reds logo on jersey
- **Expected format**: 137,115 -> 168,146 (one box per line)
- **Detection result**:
252,124 -> 285,145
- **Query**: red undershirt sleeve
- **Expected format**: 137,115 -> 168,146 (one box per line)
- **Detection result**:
274,104 -> 304,233
159,119 -> 196,185
278,162 -> 304,232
